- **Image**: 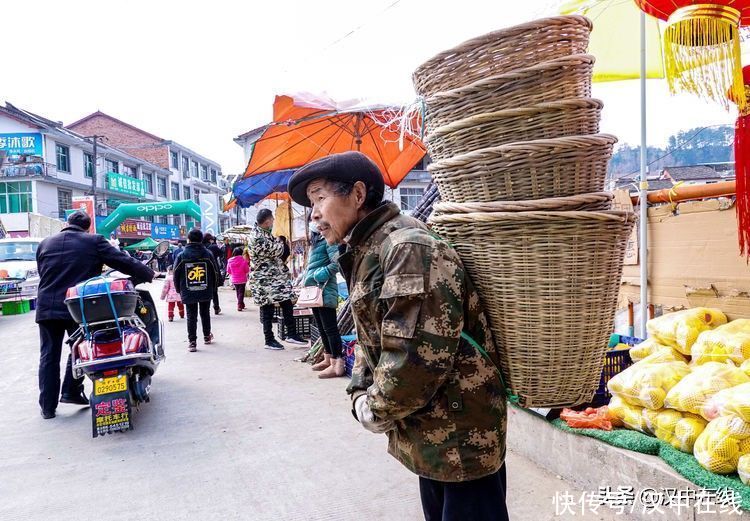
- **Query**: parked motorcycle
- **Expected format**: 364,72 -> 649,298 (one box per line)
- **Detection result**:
65,241 -> 168,438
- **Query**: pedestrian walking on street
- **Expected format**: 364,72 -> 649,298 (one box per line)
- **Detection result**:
35,210 -> 154,420
174,228 -> 219,352
203,233 -> 223,315
160,265 -> 185,321
248,209 -> 306,350
304,224 -> 344,378
288,152 -> 509,521
226,247 -> 250,311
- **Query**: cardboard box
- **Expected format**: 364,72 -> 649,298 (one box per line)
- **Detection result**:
620,198 -> 750,320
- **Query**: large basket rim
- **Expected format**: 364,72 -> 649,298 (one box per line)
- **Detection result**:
429,209 -> 635,225
413,15 -> 592,80
432,192 -> 614,214
427,133 -> 617,171
425,53 -> 596,104
426,99 -> 604,139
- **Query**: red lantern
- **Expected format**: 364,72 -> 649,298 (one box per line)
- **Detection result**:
733,66 -> 750,258
635,1 -> 750,110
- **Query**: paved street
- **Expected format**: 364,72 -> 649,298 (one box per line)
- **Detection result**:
0,282 -> 617,521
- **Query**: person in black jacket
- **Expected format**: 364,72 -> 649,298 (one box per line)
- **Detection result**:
202,233 -> 223,315
174,229 -> 219,352
35,211 -> 155,420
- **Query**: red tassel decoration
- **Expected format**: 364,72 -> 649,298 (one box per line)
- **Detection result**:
736,113 -> 750,259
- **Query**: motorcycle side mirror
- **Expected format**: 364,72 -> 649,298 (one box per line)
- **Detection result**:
154,241 -> 170,258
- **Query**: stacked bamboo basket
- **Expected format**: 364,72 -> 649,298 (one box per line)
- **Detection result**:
414,15 -> 636,408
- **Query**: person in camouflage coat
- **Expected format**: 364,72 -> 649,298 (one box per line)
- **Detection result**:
288,152 -> 508,521
248,208 -> 306,350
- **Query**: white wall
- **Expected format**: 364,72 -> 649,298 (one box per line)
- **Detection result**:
34,181 -> 60,219
0,117 -> 37,134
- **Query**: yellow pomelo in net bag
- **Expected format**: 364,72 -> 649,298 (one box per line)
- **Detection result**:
642,408 -> 707,453
704,382 -> 750,422
739,454 -> 750,485
664,362 -> 749,419
630,338 -> 672,362
607,360 -> 690,410
647,308 -> 727,355
637,347 -> 688,365
694,416 -> 750,474
691,319 -> 750,366
608,396 -> 651,434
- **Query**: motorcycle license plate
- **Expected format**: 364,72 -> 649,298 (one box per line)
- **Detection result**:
95,375 -> 127,395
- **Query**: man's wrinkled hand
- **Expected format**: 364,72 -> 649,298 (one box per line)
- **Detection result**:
354,395 -> 395,434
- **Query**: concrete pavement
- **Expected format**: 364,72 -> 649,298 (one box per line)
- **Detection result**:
0,282 -> 617,520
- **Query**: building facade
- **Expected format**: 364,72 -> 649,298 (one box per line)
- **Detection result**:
67,111 -> 233,231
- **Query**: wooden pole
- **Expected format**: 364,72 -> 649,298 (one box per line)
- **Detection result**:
630,180 -> 736,205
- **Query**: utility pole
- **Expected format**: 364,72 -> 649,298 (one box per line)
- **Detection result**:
85,135 -> 106,216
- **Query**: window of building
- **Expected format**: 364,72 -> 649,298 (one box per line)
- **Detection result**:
400,187 -> 424,212
55,144 -> 70,173
157,176 -> 167,197
210,168 -> 217,184
193,188 -> 200,203
84,153 -> 94,179
171,151 -> 179,169
123,165 -> 137,178
200,164 -> 208,181
0,181 -> 32,213
143,172 -> 154,194
57,188 -> 72,218
171,182 -> 180,200
105,159 -> 119,174
182,157 -> 190,178
183,186 -> 191,200
191,160 -> 198,178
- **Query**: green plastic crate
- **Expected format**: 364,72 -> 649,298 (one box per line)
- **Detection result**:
2,300 -> 31,315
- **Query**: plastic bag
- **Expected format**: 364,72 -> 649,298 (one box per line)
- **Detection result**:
739,454 -> 750,485
637,347 -> 688,365
694,416 -> 750,474
664,362 -> 750,419
642,408 -> 707,453
703,382 -> 750,422
647,308 -> 727,356
560,406 -> 621,431
630,338 -> 672,362
691,319 -> 750,366
607,360 -> 690,410
608,396 -> 652,434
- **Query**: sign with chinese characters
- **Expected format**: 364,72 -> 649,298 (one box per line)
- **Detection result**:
118,219 -> 151,239
152,223 -> 179,240
108,172 -> 145,198
0,133 -> 43,156
91,386 -> 132,438
71,196 -> 96,234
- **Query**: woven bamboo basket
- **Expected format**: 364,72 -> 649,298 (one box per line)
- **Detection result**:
428,134 -> 616,203
413,15 -> 592,97
423,54 -> 594,134
425,99 -> 602,162
432,192 -> 614,215
428,207 -> 635,408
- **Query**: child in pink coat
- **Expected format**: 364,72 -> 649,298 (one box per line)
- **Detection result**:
160,266 -> 184,321
226,247 -> 250,311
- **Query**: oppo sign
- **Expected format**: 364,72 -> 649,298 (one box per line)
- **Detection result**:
136,203 -> 174,213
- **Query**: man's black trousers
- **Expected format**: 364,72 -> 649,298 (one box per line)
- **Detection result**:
38,319 -> 84,413
419,465 -> 509,521
185,301 -> 212,342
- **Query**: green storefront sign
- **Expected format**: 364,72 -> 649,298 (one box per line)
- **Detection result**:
108,172 -> 145,198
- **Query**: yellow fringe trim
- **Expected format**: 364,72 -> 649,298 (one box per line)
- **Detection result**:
663,4 -> 745,112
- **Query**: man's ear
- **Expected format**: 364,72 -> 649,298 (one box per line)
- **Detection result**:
353,181 -> 367,209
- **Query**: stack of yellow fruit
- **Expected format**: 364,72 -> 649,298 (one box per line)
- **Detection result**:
739,454 -> 750,485
642,408 -> 707,452
647,308 -> 727,356
703,382 -> 750,422
608,360 -> 690,409
630,337 -> 671,362
608,396 -> 651,434
694,416 -> 750,474
664,362 -> 750,419
691,319 -> 750,366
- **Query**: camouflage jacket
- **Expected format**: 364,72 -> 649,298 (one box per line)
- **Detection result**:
248,225 -> 294,306
341,202 -> 507,482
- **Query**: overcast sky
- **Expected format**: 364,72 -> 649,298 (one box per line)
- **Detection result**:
0,0 -> 739,176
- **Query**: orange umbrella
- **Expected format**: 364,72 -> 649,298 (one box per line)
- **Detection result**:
240,94 -> 426,189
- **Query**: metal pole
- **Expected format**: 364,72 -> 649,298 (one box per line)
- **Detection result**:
639,11 -> 649,338
92,137 -> 98,215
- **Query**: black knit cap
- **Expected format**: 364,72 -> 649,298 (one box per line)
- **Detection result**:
287,151 -> 384,207
66,210 -> 91,230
